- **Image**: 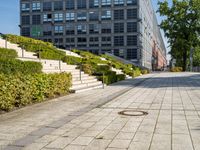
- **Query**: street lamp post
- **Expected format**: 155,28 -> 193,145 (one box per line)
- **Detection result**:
18,25 -> 25,57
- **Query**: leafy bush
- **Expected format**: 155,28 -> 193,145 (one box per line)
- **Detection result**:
116,74 -> 126,81
5,34 -> 66,60
97,71 -> 125,85
170,67 -> 183,72
0,73 -> 72,111
141,69 -> 149,74
81,64 -> 94,75
0,48 -> 17,58
62,55 -> 82,65
0,58 -> 42,74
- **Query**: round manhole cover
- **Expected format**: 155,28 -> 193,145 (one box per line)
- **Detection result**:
118,110 -> 148,116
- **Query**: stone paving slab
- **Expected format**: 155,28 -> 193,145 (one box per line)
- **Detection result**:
1,72 -> 200,150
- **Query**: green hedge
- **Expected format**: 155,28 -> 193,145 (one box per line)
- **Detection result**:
0,58 -> 42,74
97,73 -> 125,85
62,55 -> 82,65
0,73 -> 72,111
170,67 -> 183,72
0,48 -> 17,58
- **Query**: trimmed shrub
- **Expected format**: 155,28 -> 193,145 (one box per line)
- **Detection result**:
0,48 -> 17,58
170,67 -> 183,72
141,69 -> 149,74
81,64 -> 93,75
0,58 -> 42,74
0,73 -> 72,111
62,55 -> 82,65
116,74 -> 126,81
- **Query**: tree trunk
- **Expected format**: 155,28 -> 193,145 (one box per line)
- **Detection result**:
183,48 -> 187,71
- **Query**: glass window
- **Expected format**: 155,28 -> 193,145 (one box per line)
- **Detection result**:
77,24 -> 87,34
89,0 -> 99,8
43,14 -> 52,22
102,0 -> 111,7
54,13 -> 63,22
90,37 -> 99,42
77,12 -> 87,21
101,23 -> 112,33
127,49 -> 137,59
54,1 -> 63,10
43,2 -> 52,11
77,37 -> 87,42
43,25 -> 52,36
101,10 -> 111,20
21,27 -> 30,36
77,0 -> 87,9
66,0 -> 74,9
127,9 -> 137,19
89,24 -> 99,34
127,22 -> 137,32
22,16 -> 30,25
89,11 -> 99,21
127,35 -> 137,46
32,15 -> 41,25
55,26 -> 63,35
127,0 -> 137,5
66,24 -> 75,34
114,10 -> 124,20
114,23 -> 124,33
32,2 -> 40,11
102,37 -> 111,42
114,0 -> 124,6
114,36 -> 124,46
21,3 -> 30,12
66,13 -> 75,21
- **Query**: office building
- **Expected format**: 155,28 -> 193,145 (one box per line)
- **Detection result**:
20,0 -> 166,69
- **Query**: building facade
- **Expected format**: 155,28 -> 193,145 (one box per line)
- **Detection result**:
20,0 -> 166,69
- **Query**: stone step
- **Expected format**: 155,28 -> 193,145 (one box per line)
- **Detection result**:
70,83 -> 104,93
72,76 -> 96,81
72,74 -> 89,78
71,81 -> 102,89
72,78 -> 98,85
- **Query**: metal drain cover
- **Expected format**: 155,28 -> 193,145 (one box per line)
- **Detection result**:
118,110 -> 148,116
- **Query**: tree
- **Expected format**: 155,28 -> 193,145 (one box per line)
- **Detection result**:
158,0 -> 200,71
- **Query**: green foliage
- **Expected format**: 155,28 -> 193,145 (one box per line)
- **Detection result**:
193,47 -> 200,66
0,58 -> 42,74
0,48 -> 17,58
81,64 -> 93,75
141,69 -> 149,75
158,0 -> 200,71
170,67 -> 183,72
62,55 -> 82,65
5,34 -> 66,60
0,73 -> 72,111
97,72 -> 125,85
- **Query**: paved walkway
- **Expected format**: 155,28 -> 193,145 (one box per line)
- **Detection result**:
0,72 -> 200,150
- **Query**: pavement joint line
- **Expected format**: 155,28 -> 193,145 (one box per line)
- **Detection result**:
127,77 -> 161,149
148,78 -> 167,150
3,75 -> 155,150
178,78 -> 195,150
100,107 -> 200,111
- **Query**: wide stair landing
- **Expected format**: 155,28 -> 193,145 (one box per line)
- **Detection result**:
19,58 -> 103,93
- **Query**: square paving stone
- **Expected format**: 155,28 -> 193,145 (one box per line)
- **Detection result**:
71,136 -> 94,146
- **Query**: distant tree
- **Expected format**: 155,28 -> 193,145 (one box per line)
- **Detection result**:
158,0 -> 200,71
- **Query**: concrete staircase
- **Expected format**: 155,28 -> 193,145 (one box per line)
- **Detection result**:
0,38 -> 37,59
19,58 -> 103,93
